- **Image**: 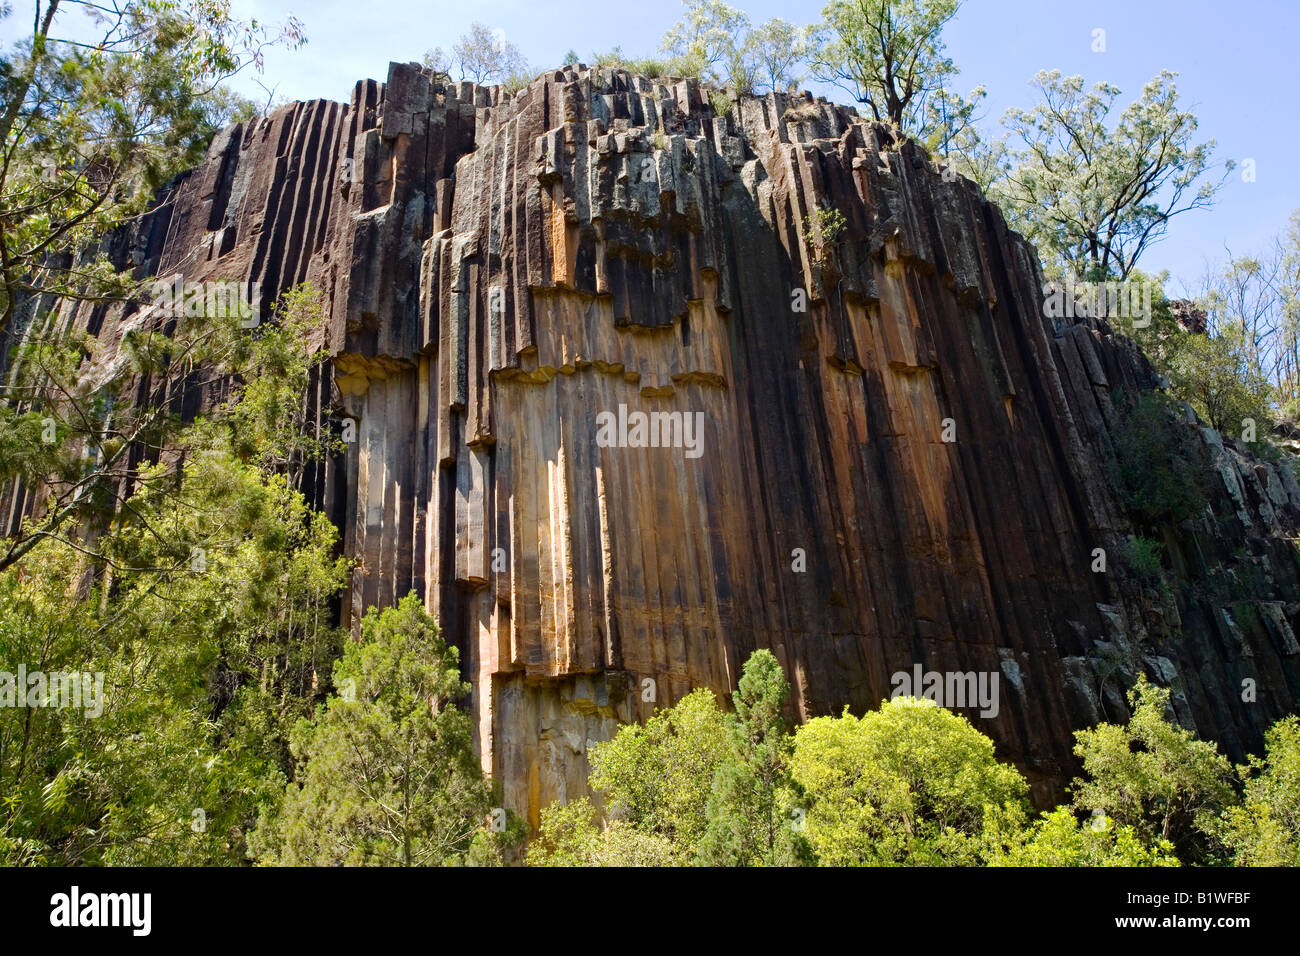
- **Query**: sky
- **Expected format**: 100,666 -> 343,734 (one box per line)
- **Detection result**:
4,0 -> 1298,291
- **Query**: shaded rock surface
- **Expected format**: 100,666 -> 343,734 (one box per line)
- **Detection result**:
9,63 -> 1300,822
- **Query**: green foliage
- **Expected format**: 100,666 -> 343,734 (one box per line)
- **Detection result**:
802,205 -> 848,267
656,3 -> 810,94
791,699 -> 1028,865
921,84 -> 988,166
0,282 -> 333,573
501,69 -> 534,96
588,688 -> 730,853
421,46 -> 453,84
250,593 -> 498,866
1122,535 -> 1165,580
450,22 -> 529,85
527,797 -> 682,866
0,0 -> 304,339
224,285 -> 337,469
1070,676 -> 1237,863
984,806 -> 1180,866
809,0 -> 962,133
697,650 -> 811,865
661,0 -> 751,88
517,668 -> 1297,868
707,88 -> 736,118
527,686 -> 730,866
1109,391 -> 1209,526
1167,323 -> 1275,439
461,810 -> 529,867
994,70 -> 1229,280
741,18 -> 809,94
1218,715 -> 1300,865
0,416 -> 348,865
588,46 -> 686,80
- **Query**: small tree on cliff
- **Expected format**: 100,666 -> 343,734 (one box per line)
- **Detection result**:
450,22 -> 529,85
809,0 -> 961,127
658,1 -> 807,94
250,594 -> 505,866
661,0 -> 750,89
742,18 -> 810,94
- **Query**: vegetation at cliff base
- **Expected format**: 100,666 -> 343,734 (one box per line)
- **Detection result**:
531,652 -> 1300,868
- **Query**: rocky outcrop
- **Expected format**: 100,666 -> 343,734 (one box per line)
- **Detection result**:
10,63 -> 1300,822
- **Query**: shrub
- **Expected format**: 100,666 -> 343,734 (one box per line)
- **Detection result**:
1110,391 -> 1209,526
1122,535 -> 1164,579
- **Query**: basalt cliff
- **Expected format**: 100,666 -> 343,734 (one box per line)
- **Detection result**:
9,63 -> 1300,823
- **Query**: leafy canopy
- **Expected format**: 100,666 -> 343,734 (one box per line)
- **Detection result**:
791,697 -> 1028,865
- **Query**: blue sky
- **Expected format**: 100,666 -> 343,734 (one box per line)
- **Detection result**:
6,0 -> 1297,290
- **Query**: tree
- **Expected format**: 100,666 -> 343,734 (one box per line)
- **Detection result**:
1280,211 -> 1300,413
920,83 -> 986,162
996,70 -> 1230,280
0,308 -> 349,865
0,0 -> 304,340
1167,325 -> 1274,439
451,22 -> 529,85
251,593 -> 499,866
1219,715 -> 1300,866
697,649 -> 811,865
1070,676 -> 1237,863
661,0 -> 751,89
1186,224 -> 1300,419
741,18 -> 809,94
790,698 -> 1027,865
421,46 -> 452,84
984,807 -> 1180,867
809,0 -> 961,130
588,688 -> 730,853
0,284 -> 336,574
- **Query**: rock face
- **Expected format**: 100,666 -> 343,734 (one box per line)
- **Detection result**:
11,63 -> 1300,822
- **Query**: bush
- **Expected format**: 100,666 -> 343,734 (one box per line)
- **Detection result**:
984,806 -> 1180,866
708,88 -> 737,118
790,698 -> 1028,866
1070,676 -> 1237,863
1122,535 -> 1164,579
1110,391 -> 1209,526
1218,715 -> 1300,865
